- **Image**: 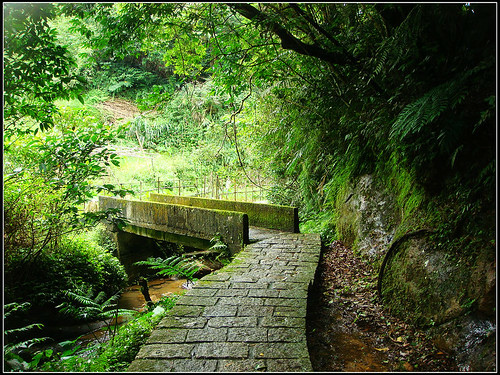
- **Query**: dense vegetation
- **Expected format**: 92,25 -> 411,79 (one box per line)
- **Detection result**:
3,2 -> 495,371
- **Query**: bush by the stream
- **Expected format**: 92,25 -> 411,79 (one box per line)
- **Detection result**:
4,231 -> 128,326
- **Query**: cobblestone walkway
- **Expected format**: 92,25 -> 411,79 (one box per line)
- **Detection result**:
128,228 -> 322,372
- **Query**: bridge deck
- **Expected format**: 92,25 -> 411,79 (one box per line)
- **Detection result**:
127,228 -> 322,372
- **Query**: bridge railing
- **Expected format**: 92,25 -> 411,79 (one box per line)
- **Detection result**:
149,194 -> 299,233
98,196 -> 249,255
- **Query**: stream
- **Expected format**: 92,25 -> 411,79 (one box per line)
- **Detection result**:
44,278 -> 189,348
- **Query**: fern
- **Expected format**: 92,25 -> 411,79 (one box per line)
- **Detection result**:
4,302 -> 51,371
58,289 -> 137,322
390,77 -> 467,141
57,288 -> 138,345
5,323 -> 45,337
370,5 -> 424,77
390,55 -> 494,144
4,301 -> 31,319
209,234 -> 230,261
134,255 -> 200,281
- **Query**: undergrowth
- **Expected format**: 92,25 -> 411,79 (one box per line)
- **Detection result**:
38,295 -> 180,372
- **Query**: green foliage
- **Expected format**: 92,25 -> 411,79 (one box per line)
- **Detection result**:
4,4 -> 495,352
90,61 -> 175,100
4,230 -> 129,370
4,105 -> 132,267
86,223 -> 118,255
39,295 -> 179,372
209,234 -> 231,263
126,79 -> 228,151
134,256 -> 200,281
20,3 -> 494,256
390,78 -> 467,143
3,3 -> 85,137
233,3 -> 496,251
55,235 -> 128,296
3,302 -> 50,372
58,289 -> 137,332
87,297 -> 177,372
5,233 -> 128,325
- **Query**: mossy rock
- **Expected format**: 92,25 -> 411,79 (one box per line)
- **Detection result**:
379,231 -> 489,327
336,175 -> 401,265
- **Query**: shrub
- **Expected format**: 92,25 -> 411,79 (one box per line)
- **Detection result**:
4,232 -> 128,325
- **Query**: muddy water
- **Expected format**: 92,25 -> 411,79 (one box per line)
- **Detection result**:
307,306 -> 390,372
118,278 -> 188,312
47,278 -> 188,346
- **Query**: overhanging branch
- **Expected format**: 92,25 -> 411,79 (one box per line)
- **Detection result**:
227,3 -> 348,66
226,3 -> 388,98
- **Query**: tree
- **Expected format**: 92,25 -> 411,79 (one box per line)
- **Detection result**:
57,3 -> 495,236
3,3 -> 85,137
3,111 -> 130,270
3,3 -> 132,269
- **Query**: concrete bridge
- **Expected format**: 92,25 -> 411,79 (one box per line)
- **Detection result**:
98,195 -> 322,371
99,195 -> 299,276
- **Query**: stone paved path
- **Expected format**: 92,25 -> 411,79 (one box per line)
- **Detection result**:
128,228 -> 322,372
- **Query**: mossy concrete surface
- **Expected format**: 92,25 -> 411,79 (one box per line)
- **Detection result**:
99,196 -> 248,255
149,194 -> 299,233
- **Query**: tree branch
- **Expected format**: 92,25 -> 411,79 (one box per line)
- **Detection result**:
227,3 -> 348,66
227,3 -> 388,98
289,4 -> 346,53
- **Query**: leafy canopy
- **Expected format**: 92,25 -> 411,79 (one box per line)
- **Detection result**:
3,3 -> 85,137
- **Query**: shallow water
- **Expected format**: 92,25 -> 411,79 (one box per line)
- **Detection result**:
45,278 -> 188,346
118,277 -> 188,312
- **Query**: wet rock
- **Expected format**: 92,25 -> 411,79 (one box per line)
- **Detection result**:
337,173 -> 496,371
430,315 -> 496,372
337,175 -> 400,264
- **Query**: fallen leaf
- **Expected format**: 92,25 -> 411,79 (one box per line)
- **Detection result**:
403,362 -> 413,371
375,347 -> 389,351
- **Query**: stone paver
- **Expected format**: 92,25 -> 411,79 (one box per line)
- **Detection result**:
128,228 -> 321,372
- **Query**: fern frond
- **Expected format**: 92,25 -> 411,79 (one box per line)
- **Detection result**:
63,290 -> 96,307
100,292 -> 121,309
93,291 -> 108,305
390,77 -> 467,141
209,234 -> 230,260
5,323 -> 44,337
5,336 -> 51,353
27,337 -> 52,348
97,308 -> 137,320
4,335 -> 51,361
370,5 -> 424,77
4,302 -> 31,318
134,256 -> 200,280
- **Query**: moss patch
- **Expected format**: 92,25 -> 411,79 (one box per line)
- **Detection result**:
380,233 -> 474,327
149,194 -> 298,233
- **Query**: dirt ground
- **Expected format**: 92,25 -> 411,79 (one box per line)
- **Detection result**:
307,240 -> 459,372
98,98 -> 140,122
